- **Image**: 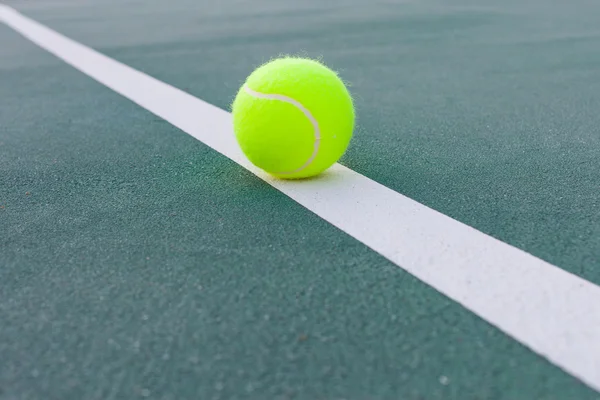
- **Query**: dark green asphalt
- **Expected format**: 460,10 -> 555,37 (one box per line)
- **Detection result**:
1,1 -> 600,399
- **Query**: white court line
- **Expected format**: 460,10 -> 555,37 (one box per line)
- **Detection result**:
2,4 -> 599,391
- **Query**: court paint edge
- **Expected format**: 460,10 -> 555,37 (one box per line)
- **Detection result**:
2,4 -> 599,392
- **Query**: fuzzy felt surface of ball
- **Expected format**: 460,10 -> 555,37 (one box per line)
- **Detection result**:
231,57 -> 355,179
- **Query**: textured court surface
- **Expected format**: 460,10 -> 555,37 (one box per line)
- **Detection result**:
1,1 -> 600,399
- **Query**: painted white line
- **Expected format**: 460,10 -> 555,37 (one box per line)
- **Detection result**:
2,4 -> 600,391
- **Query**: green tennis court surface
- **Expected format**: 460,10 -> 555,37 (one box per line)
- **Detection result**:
1,1 -> 599,399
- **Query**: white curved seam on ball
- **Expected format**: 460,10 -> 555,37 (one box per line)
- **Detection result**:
244,86 -> 320,175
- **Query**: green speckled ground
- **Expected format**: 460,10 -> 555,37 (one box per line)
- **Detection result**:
1,0 -> 599,399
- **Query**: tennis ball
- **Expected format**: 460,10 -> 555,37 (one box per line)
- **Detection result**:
231,57 -> 355,179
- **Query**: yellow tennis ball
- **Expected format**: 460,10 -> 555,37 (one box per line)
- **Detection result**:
231,57 -> 355,179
